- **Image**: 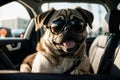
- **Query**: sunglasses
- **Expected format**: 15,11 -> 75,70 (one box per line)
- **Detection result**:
47,17 -> 87,34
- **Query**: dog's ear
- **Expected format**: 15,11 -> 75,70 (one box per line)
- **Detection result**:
75,7 -> 94,29
39,8 -> 56,25
34,8 -> 55,31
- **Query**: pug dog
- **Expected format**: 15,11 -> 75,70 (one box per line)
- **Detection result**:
20,7 -> 94,74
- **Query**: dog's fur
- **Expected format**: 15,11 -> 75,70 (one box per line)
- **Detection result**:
20,7 -> 93,74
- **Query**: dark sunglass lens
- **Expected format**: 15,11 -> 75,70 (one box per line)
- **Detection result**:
51,24 -> 61,34
50,19 -> 64,34
70,18 -> 85,32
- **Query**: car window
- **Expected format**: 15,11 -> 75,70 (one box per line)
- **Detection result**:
41,3 -> 107,37
0,1 -> 31,38
117,3 -> 120,10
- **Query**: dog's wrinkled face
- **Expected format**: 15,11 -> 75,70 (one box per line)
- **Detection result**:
38,7 -> 93,56
48,9 -> 87,53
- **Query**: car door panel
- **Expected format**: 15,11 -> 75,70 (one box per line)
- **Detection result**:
0,38 -> 35,69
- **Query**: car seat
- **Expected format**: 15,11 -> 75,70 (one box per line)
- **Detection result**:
89,10 -> 120,75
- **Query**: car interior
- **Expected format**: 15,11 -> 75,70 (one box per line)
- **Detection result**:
89,10 -> 120,75
0,0 -> 120,79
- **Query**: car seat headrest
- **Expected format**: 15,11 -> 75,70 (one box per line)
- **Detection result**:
102,10 -> 120,33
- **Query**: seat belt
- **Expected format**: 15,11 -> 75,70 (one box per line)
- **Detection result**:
97,34 -> 120,74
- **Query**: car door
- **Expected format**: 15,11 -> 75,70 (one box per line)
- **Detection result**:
0,1 -> 37,70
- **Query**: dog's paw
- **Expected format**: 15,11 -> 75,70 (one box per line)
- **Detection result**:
71,70 -> 89,75
20,64 -> 31,72
71,70 -> 83,75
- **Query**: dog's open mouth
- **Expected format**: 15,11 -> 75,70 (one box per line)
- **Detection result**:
54,40 -> 79,53
62,40 -> 76,49
61,40 -> 79,53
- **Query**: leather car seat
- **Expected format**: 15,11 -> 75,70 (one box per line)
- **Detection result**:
89,10 -> 120,75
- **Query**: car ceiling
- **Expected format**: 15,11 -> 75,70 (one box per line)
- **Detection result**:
0,0 -> 119,13
0,0 -> 13,6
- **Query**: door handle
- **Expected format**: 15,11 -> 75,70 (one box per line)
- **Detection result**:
6,42 -> 21,51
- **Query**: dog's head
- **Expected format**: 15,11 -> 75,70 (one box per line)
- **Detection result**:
37,7 -> 94,57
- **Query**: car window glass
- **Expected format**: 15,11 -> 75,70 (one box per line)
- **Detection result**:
117,3 -> 120,10
41,3 -> 107,37
0,1 -> 30,38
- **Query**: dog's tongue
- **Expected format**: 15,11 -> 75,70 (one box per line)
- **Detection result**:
63,41 -> 76,49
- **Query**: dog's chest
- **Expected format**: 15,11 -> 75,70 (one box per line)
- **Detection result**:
53,58 -> 74,73
32,52 -> 75,73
